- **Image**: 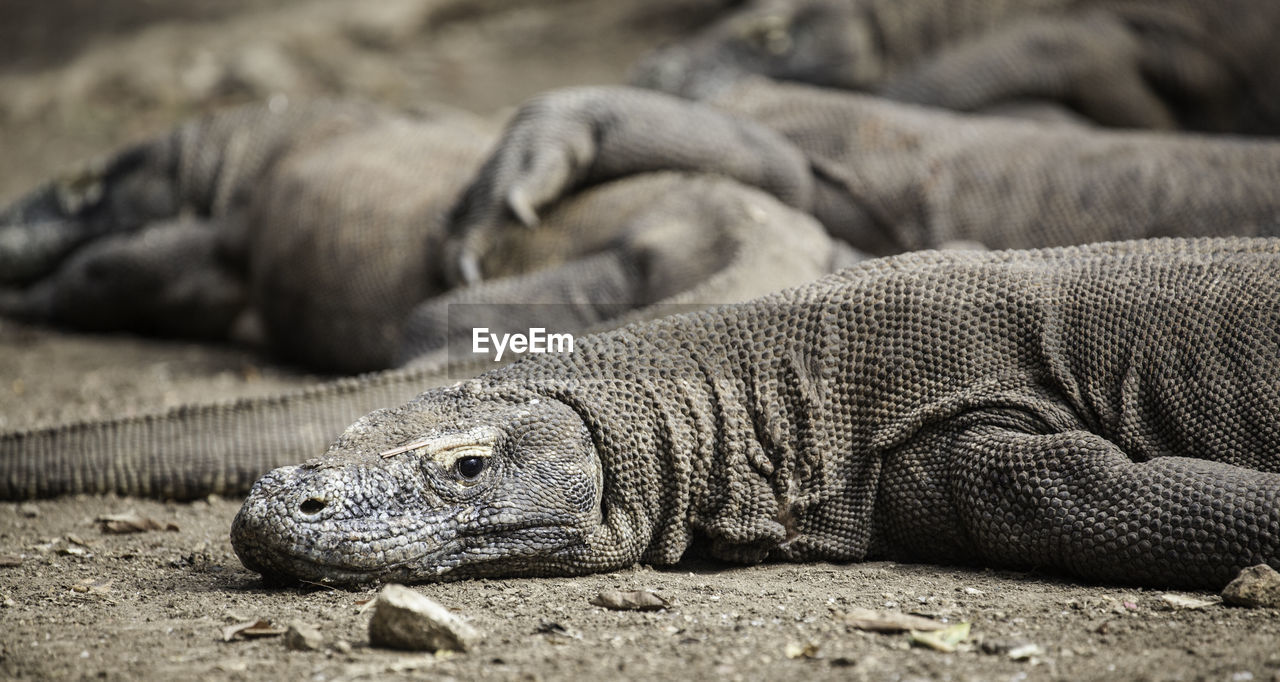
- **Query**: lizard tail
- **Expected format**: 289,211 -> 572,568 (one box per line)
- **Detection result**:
0,364 -> 465,500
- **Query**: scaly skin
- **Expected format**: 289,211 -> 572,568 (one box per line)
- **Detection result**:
448,82 -> 1280,265
233,238 -> 1280,590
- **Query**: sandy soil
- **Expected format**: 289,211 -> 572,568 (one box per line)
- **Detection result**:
1,2 -> 1278,680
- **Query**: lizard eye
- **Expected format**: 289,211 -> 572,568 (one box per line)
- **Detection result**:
455,456 -> 487,482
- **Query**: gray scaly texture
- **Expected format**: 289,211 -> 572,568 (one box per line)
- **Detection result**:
632,0 -> 1280,133
231,237 -> 1280,590
449,80 -> 1280,264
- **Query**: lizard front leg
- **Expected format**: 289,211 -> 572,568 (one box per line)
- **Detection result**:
879,417 -> 1280,589
446,87 -> 815,284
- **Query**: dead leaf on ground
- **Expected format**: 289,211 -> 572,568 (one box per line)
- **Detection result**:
223,619 -> 287,642
910,622 -> 971,653
590,589 -> 670,611
71,578 -> 113,595
784,642 -> 820,659
96,511 -> 179,534
1161,594 -> 1221,610
837,608 -> 947,633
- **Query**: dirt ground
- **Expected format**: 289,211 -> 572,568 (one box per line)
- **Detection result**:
1,2 -> 1278,680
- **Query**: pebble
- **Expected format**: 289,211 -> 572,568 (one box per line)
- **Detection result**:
284,622 -> 325,651
1222,565 -> 1280,608
368,584 -> 482,652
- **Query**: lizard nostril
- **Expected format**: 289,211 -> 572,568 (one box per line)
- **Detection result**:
299,498 -> 327,515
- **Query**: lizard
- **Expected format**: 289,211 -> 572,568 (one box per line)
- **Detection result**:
230,236 -> 1280,590
0,96 -> 845,374
448,78 -> 1280,271
629,0 -> 1280,133
0,99 -> 850,499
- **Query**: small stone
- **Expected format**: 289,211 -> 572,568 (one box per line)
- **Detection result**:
333,640 -> 353,655
18,504 -> 38,518
284,622 -> 324,651
368,584 -> 482,652
590,589 -> 670,611
1222,565 -> 1280,608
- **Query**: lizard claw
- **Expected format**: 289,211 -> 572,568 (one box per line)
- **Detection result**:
507,187 -> 540,229
457,249 -> 483,286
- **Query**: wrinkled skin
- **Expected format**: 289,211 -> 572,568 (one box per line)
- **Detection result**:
232,383 -> 604,584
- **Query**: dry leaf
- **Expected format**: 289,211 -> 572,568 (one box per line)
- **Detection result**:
590,589 -> 669,611
1161,594 -> 1221,610
96,512 -> 177,534
784,642 -> 820,659
838,608 -> 946,633
222,619 -> 286,642
910,622 -> 971,653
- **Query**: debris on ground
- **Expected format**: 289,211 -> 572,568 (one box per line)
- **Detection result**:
283,622 -> 325,651
910,622 -> 971,653
223,619 -> 287,642
535,620 -> 583,640
367,584 -> 482,652
783,642 -> 820,659
96,512 -> 179,534
1006,643 -> 1044,661
1160,594 -> 1221,610
69,578 -> 112,595
590,589 -> 670,612
837,608 -> 947,633
1221,564 -> 1280,608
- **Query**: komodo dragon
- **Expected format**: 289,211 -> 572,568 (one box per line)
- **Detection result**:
230,237 -> 1280,590
449,79 -> 1280,266
631,0 -> 1280,133
0,99 -> 848,499
0,98 -> 845,374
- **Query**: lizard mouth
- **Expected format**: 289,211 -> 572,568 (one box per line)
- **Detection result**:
232,511 -> 582,585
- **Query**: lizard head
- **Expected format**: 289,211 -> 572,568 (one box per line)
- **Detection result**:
629,0 -> 883,99
230,382 -> 603,585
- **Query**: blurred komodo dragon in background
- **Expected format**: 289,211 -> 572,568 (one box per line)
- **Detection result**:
450,79 -> 1280,270
632,0 -> 1280,133
0,99 -> 847,374
231,238 -> 1280,590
